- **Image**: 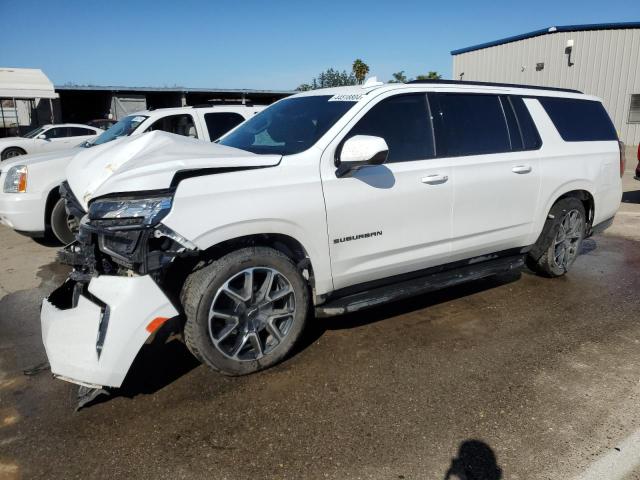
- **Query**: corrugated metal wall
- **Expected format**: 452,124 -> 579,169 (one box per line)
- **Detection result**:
452,28 -> 640,146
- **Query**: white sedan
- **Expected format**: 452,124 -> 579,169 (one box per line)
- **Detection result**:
0,124 -> 101,160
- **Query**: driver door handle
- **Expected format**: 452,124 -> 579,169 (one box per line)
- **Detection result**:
421,174 -> 449,185
512,165 -> 532,174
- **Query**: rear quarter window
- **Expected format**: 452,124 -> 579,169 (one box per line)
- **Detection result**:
539,97 -> 617,142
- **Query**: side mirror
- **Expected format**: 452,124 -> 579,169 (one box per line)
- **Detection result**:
37,134 -> 48,140
336,135 -> 388,177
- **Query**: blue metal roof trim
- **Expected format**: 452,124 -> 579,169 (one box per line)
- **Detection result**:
451,21 -> 640,55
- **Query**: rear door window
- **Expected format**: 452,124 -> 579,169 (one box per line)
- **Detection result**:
204,112 -> 245,141
146,114 -> 198,138
68,127 -> 96,136
433,93 -> 511,157
539,97 -> 617,141
44,127 -> 68,139
345,93 -> 435,163
509,97 -> 542,150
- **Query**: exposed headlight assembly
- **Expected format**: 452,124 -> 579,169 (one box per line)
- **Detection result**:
3,165 -> 27,193
88,191 -> 174,229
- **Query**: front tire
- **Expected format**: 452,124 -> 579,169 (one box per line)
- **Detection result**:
1,147 -> 26,160
527,197 -> 586,277
181,247 -> 309,376
50,198 -> 78,244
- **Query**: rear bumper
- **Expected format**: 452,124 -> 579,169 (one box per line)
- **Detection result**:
0,192 -> 46,232
41,275 -> 178,388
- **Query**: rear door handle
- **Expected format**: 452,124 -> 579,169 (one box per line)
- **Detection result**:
512,165 -> 532,174
421,174 -> 449,185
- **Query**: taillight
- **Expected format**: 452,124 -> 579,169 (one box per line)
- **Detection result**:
619,141 -> 626,178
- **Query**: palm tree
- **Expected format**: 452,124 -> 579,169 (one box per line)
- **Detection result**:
389,71 -> 408,83
352,59 -> 370,84
415,71 -> 442,80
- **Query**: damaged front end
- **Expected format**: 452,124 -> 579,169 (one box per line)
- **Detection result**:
41,182 -> 197,389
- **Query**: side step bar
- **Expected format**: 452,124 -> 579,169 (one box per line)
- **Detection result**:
315,254 -> 525,318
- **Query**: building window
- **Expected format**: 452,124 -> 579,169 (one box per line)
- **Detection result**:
629,94 -> 640,124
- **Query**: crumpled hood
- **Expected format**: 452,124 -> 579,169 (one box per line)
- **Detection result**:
0,147 -> 82,173
66,131 -> 281,209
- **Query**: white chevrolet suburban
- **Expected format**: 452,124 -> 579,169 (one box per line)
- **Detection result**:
0,104 -> 262,243
41,80 -> 622,391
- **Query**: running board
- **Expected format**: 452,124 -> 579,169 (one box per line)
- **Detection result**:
315,254 -> 525,317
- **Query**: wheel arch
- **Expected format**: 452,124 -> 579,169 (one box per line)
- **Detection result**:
529,188 -> 594,262
1,146 -> 27,159
553,189 -> 595,230
166,232 -> 322,306
44,186 -> 61,230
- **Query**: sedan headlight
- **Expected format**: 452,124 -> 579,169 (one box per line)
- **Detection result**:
88,192 -> 173,229
3,165 -> 28,193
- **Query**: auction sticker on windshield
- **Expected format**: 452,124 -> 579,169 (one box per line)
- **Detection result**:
328,94 -> 364,102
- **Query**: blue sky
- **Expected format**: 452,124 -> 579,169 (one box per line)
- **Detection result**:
0,0 -> 638,90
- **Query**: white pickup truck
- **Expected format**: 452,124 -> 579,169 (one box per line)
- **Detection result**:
0,104 -> 263,243
42,79 -> 622,390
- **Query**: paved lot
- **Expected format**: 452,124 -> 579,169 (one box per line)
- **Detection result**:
1,155 -> 640,479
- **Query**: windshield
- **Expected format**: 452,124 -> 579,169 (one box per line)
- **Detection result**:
23,126 -> 47,138
218,95 -> 357,155
89,115 -> 148,147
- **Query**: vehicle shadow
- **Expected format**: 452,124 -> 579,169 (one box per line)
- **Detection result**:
77,318 -> 200,408
31,234 -> 63,248
444,439 -> 503,480
117,319 -> 200,398
85,271 -> 520,406
294,270 -> 521,354
622,189 -> 640,204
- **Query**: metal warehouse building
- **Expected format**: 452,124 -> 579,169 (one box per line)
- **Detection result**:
451,22 -> 640,146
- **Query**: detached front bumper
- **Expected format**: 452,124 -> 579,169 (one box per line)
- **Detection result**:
41,275 -> 178,388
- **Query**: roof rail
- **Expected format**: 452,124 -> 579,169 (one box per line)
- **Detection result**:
406,79 -> 582,94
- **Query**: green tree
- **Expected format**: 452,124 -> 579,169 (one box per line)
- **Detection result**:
352,59 -> 370,84
388,71 -> 408,83
296,68 -> 357,91
415,71 -> 442,80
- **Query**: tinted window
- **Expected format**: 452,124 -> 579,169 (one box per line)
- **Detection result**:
68,127 -> 96,136
204,112 -> 245,141
500,96 -> 523,151
44,127 -> 68,139
219,96 -> 355,155
345,94 -> 434,162
539,97 -> 617,141
146,114 -> 197,138
510,97 -> 542,150
436,94 -> 511,156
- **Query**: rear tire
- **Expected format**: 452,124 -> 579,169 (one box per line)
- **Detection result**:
527,197 -> 586,277
50,198 -> 78,244
1,147 -> 26,160
181,247 -> 309,376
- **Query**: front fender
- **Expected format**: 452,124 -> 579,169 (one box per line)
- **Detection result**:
175,218 -> 333,296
